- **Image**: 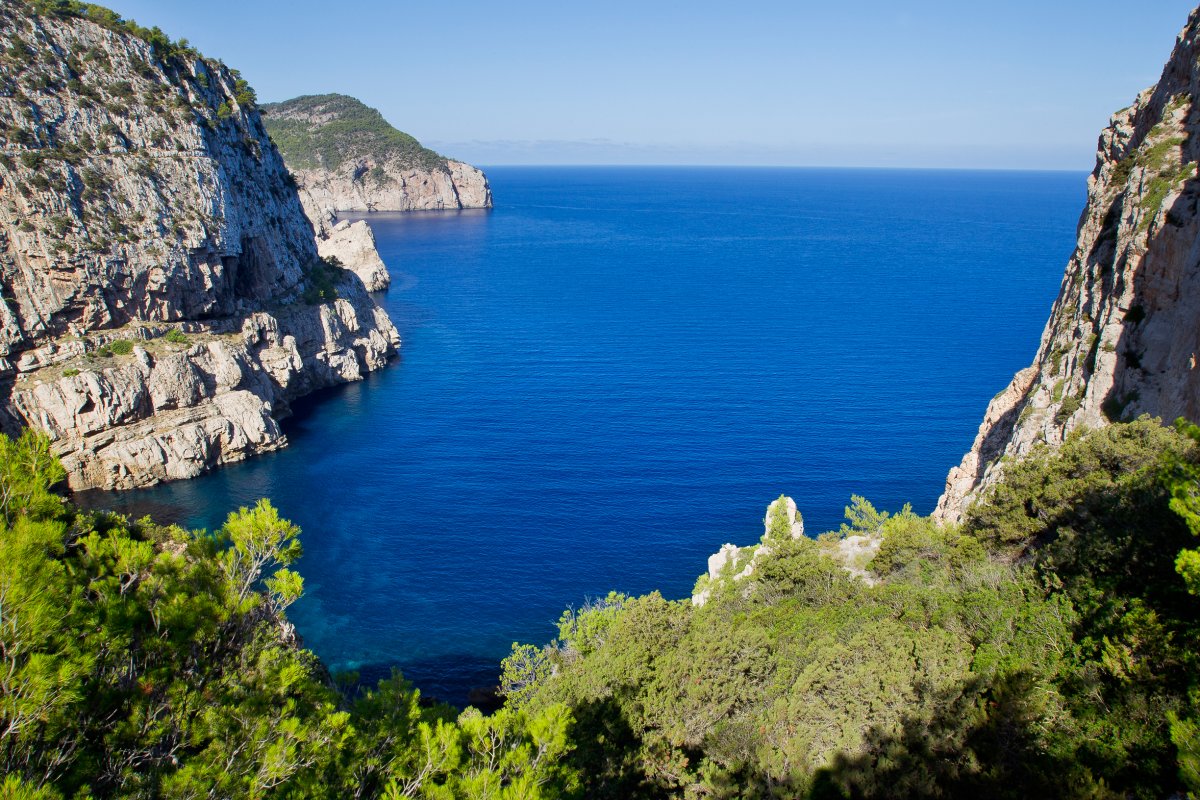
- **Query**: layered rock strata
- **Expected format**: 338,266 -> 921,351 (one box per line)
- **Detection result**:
0,1 -> 399,489
292,156 -> 492,225
936,8 -> 1200,522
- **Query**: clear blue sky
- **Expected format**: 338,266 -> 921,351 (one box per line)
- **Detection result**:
108,1 -> 1197,168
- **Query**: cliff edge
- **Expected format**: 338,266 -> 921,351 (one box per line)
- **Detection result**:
0,0 -> 399,490
936,7 -> 1200,522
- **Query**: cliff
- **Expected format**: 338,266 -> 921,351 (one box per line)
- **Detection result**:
936,8 -> 1200,522
0,0 -> 399,490
261,93 -> 492,226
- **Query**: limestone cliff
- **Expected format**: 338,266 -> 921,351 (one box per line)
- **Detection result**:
936,8 -> 1200,522
0,0 -> 399,489
261,93 -> 492,226
316,219 -> 389,292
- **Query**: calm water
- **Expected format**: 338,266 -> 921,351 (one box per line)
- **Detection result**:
79,167 -> 1084,703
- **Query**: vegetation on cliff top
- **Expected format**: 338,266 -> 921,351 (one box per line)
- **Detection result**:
262,93 -> 447,173
18,0 -> 200,64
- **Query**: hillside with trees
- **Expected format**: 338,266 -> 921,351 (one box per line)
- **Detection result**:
2,417 -> 1198,797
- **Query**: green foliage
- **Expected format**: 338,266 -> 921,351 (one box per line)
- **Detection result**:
164,327 -> 188,344
303,256 -> 346,304
0,433 -> 577,797
0,430 -> 65,523
22,0 -> 200,63
1056,392 -> 1082,422
501,419 -> 1200,798
233,77 -> 256,107
261,93 -> 447,172
107,338 -> 133,355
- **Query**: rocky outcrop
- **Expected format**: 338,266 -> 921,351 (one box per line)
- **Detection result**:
936,8 -> 1200,522
261,94 -> 492,297
0,1 -> 399,489
316,220 -> 389,291
692,496 -> 805,606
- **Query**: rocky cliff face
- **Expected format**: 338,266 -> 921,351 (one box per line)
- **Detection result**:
0,1 -> 399,489
936,8 -> 1200,522
289,156 -> 492,224
261,94 -> 491,289
316,219 -> 389,292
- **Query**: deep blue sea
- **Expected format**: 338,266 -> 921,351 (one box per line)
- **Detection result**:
79,167 -> 1085,704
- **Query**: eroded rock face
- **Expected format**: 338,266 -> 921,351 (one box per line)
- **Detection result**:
936,8 -> 1200,522
292,159 -> 492,226
0,2 -> 399,489
317,220 -> 389,291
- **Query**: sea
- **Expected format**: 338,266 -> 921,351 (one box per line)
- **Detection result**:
77,166 -> 1086,704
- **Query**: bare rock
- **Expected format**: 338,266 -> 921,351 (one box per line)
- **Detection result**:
317,220 -> 390,291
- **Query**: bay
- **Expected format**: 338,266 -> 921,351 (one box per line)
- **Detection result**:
80,166 -> 1085,703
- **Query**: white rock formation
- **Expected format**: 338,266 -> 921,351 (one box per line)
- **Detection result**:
294,159 -> 492,225
692,496 -> 806,606
317,220 -> 390,291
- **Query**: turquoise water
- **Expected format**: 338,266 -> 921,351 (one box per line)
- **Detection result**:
79,167 -> 1084,703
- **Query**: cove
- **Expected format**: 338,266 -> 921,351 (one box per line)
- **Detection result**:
77,166 -> 1085,704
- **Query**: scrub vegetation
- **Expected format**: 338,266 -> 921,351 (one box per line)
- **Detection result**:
261,94 -> 447,173
498,417 -> 1200,799
3,417 -> 1200,798
0,431 -> 576,799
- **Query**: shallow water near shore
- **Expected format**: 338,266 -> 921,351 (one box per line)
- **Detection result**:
78,166 -> 1084,705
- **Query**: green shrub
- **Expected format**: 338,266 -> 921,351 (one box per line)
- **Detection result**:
1055,393 -> 1082,423
232,77 -> 255,107
302,257 -> 345,304
108,80 -> 134,100
108,339 -> 133,355
62,368 -> 79,377
164,328 -> 188,344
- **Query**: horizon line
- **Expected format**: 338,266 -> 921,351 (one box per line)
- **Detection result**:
467,163 -> 1092,174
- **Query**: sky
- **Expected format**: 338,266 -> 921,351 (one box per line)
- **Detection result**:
106,1 -> 1199,169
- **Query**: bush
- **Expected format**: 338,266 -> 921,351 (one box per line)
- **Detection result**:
108,339 -> 133,355
164,328 -> 188,344
62,368 -> 79,377
302,257 -> 345,304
